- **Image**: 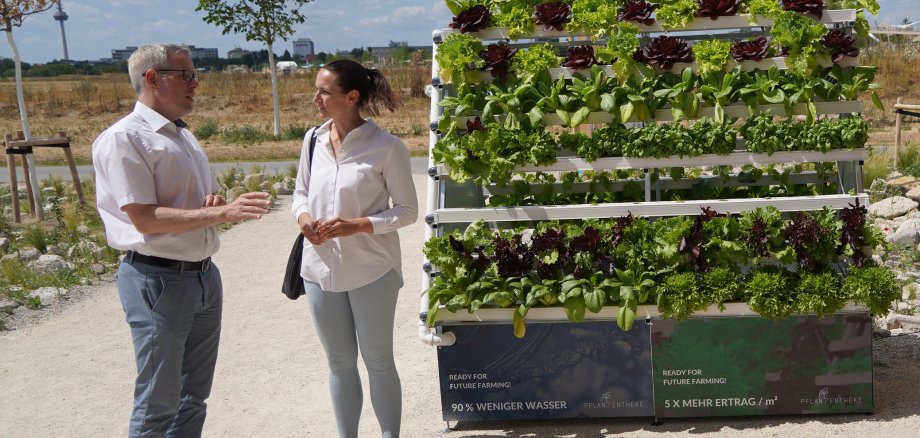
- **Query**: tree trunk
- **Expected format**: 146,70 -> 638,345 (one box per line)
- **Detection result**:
267,41 -> 281,137
6,29 -> 43,220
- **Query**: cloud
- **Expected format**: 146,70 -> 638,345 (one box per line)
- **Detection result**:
140,19 -> 187,34
359,5 -> 430,26
311,9 -> 347,19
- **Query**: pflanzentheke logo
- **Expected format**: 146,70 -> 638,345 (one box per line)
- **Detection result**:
583,392 -> 646,410
800,388 -> 864,406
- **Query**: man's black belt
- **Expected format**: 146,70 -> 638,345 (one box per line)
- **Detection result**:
126,251 -> 212,272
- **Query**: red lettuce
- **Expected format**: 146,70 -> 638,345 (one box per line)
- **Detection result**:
449,5 -> 491,34
480,43 -> 518,81
617,0 -> 659,26
731,37 -> 770,61
821,29 -> 859,63
534,2 -> 571,32
561,45 -> 596,70
640,36 -> 694,70
839,199 -> 869,267
782,0 -> 824,19
696,0 -> 741,20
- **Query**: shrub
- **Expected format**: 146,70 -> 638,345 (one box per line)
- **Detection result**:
194,120 -> 220,140
282,124 -> 308,140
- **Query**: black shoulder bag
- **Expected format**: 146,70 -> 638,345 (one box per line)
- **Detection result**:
282,127 -> 319,300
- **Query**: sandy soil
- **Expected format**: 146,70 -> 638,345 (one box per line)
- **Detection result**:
3,174 -> 920,437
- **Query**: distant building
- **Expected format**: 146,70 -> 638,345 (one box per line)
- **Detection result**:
293,38 -> 314,58
228,47 -> 250,59
368,41 -> 428,64
188,46 -> 218,60
111,46 -> 138,62
109,45 -> 217,62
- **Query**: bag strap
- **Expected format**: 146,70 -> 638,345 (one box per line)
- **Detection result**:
308,126 -> 319,170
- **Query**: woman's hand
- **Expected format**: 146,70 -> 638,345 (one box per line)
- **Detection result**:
316,217 -> 372,239
298,213 -> 327,245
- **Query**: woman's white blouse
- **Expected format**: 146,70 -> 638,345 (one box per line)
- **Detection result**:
292,119 -> 418,292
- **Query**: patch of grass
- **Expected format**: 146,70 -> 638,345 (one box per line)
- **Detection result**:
898,143 -> 920,178
194,120 -> 220,140
221,125 -> 273,144
282,124 -> 308,141
218,166 -> 243,190
863,147 -> 893,189
20,222 -> 49,253
57,203 -> 82,243
0,259 -> 80,293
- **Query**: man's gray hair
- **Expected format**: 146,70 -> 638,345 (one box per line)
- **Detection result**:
128,44 -> 192,95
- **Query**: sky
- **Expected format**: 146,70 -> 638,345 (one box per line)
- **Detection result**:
0,0 -> 917,64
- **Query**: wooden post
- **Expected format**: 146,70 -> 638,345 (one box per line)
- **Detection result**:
20,152 -> 36,218
895,97 -> 902,170
58,131 -> 85,205
5,134 -> 20,223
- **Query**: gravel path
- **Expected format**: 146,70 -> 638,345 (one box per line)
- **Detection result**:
2,174 -> 920,437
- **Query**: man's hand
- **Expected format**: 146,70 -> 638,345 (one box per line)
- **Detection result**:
298,213 -> 327,245
316,217 -> 372,239
221,192 -> 271,222
204,193 -> 226,207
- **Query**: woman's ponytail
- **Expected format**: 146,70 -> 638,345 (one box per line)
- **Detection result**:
322,60 -> 402,117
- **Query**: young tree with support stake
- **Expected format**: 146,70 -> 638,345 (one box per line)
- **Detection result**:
197,0 -> 314,138
2,0 -> 54,220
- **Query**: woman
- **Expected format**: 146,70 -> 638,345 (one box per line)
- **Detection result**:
292,59 -> 417,438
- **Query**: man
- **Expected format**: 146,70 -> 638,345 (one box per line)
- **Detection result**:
92,43 -> 270,437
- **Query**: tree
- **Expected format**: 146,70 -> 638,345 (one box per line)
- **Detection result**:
2,0 -> 54,220
197,0 -> 314,137
281,49 -> 292,61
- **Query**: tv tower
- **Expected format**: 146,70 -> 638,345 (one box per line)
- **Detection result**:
53,1 -> 70,61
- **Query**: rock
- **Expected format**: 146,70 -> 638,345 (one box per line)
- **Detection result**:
17,247 -> 41,261
27,287 -> 65,306
243,173 -> 265,186
907,187 -> 920,203
884,314 -> 920,331
259,181 -> 271,191
41,187 -> 56,195
272,181 -> 292,196
869,196 -> 919,219
67,241 -> 105,259
887,175 -> 919,191
873,327 -> 892,338
49,242 -> 69,256
0,237 -> 8,251
77,225 -> 91,235
91,263 -> 106,275
889,219 -> 920,246
29,254 -> 72,273
897,302 -> 913,313
0,296 -> 20,311
1,253 -> 18,264
225,187 -> 244,203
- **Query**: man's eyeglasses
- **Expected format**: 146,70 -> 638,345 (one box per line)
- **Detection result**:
151,69 -> 199,83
